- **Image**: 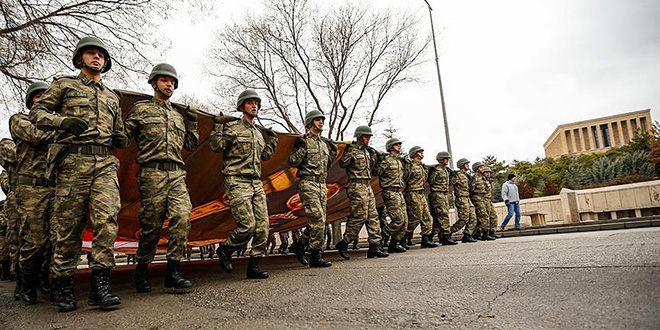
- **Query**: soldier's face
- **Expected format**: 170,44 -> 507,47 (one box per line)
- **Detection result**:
442,158 -> 449,165
243,99 -> 259,118
393,144 -> 401,152
360,135 -> 372,146
313,117 -> 324,131
484,171 -> 491,178
153,76 -> 175,98
31,92 -> 43,105
417,150 -> 424,159
81,48 -> 105,71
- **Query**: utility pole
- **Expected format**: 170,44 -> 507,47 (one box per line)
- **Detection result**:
423,0 -> 453,168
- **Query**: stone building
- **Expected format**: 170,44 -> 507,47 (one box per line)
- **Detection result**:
544,109 -> 653,159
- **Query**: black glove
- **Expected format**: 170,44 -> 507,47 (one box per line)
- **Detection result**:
60,117 -> 88,136
184,106 -> 198,122
505,200 -> 510,206
111,132 -> 129,149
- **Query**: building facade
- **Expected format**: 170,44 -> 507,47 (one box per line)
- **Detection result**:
544,109 -> 653,159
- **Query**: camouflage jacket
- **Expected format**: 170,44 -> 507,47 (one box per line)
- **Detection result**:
9,113 -> 55,179
404,159 -> 427,192
0,171 -> 9,194
339,143 -> 376,181
209,117 -> 277,178
428,164 -> 451,193
373,153 -> 405,189
484,177 -> 494,201
470,172 -> 488,196
451,169 -> 471,198
125,97 -> 198,166
289,133 -> 337,179
29,72 -> 125,148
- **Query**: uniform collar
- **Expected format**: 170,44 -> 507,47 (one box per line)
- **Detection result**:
241,116 -> 257,128
77,72 -> 105,90
304,132 -> 321,140
150,96 -> 173,110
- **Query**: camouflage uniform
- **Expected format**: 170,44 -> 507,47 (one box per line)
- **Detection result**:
374,153 -> 408,242
339,143 -> 381,245
9,113 -> 56,277
450,169 -> 477,235
289,133 -> 337,250
0,140 -> 19,275
29,72 -> 127,278
404,159 -> 433,236
125,97 -> 198,263
0,172 -> 9,270
428,163 -> 452,236
470,172 -> 490,233
209,118 -> 277,256
485,177 -> 499,231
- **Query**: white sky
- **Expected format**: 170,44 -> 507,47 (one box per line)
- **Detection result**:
2,0 -> 658,167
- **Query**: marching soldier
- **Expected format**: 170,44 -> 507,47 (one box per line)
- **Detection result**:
450,158 -> 478,243
30,36 -> 129,312
0,199 -> 8,281
0,140 -> 18,295
373,138 -> 408,253
335,126 -> 388,260
483,167 -> 499,239
403,146 -> 438,248
9,81 -> 56,304
428,151 -> 458,245
470,162 -> 496,240
289,110 -> 337,268
125,63 -> 198,293
210,89 -> 278,279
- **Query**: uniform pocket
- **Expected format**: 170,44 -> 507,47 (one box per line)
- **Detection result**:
55,185 -> 71,198
142,116 -> 163,141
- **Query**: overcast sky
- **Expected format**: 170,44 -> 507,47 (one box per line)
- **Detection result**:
2,0 -> 658,167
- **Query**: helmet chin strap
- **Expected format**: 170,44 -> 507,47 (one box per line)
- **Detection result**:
154,85 -> 171,100
80,56 -> 103,72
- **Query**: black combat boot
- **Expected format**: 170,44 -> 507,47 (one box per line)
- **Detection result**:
165,259 -> 192,290
441,234 -> 458,246
421,235 -> 440,248
216,243 -> 234,273
472,228 -> 481,240
54,276 -> 77,312
489,229 -> 498,240
481,230 -> 496,241
309,249 -> 332,268
13,270 -> 23,301
406,232 -> 416,246
399,238 -> 409,250
133,262 -> 151,293
88,268 -> 121,309
367,243 -> 389,258
335,240 -> 350,260
20,273 -> 38,304
246,257 -> 269,279
289,241 -> 309,266
39,269 -> 51,296
381,233 -> 390,249
461,232 -> 478,243
0,260 -> 10,281
387,239 -> 407,253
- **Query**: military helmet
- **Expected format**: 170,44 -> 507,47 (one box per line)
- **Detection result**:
436,151 -> 451,162
456,158 -> 470,169
353,125 -> 373,138
483,166 -> 492,173
72,36 -> 112,73
408,146 -> 424,158
0,138 -> 17,164
472,161 -> 484,172
385,138 -> 402,151
236,89 -> 261,111
148,63 -> 179,89
25,81 -> 49,109
304,110 -> 325,127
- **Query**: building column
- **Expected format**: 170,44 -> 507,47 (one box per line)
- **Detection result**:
618,121 -> 626,145
578,127 -> 587,151
595,125 -> 603,149
607,122 -> 616,146
570,130 -> 578,153
627,119 -> 635,141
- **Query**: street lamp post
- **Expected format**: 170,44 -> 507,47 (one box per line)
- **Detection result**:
423,0 -> 453,169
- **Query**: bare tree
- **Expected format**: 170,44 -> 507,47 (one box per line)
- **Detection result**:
207,0 -> 430,139
0,0 -> 208,114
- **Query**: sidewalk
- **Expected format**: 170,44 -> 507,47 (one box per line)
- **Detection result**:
496,215 -> 660,238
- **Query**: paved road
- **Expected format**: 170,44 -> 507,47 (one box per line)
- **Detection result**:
1,227 -> 659,329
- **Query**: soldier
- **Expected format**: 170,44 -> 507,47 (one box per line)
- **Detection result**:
0,199 -> 8,281
125,63 -> 198,293
210,89 -> 278,279
334,125 -> 388,260
403,146 -> 439,248
10,81 -> 57,304
483,167 -> 499,239
0,138 -> 20,299
470,162 -> 496,241
288,110 -> 337,268
450,158 -> 478,243
29,36 -> 129,312
278,232 -> 289,255
266,231 -> 276,255
373,138 -> 408,253
428,151 -> 458,245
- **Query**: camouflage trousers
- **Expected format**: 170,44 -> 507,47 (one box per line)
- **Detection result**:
52,153 -> 120,278
471,194 -> 490,231
16,184 -> 55,276
342,182 -> 381,245
404,190 -> 433,236
224,176 -> 269,257
488,202 -> 498,231
382,189 -> 408,241
429,192 -> 450,236
136,168 -> 192,264
5,192 -> 20,273
451,196 -> 476,235
297,179 -> 327,250
0,210 -> 7,262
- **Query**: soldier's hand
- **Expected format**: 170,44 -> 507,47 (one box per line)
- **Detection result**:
184,106 -> 198,122
60,117 -> 88,136
111,132 -> 130,149
213,112 -> 228,124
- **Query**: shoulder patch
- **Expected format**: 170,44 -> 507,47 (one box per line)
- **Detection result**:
226,120 -> 239,127
53,75 -> 77,81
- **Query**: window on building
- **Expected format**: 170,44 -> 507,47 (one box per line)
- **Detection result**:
600,124 -> 611,147
564,130 -> 573,153
621,120 -> 630,142
582,127 -> 591,150
640,117 -> 647,131
591,126 -> 600,149
631,118 -> 638,131
573,128 -> 582,151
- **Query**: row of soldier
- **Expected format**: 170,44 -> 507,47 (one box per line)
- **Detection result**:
0,35 -> 499,315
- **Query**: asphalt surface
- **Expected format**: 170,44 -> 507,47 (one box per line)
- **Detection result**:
1,227 -> 659,329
